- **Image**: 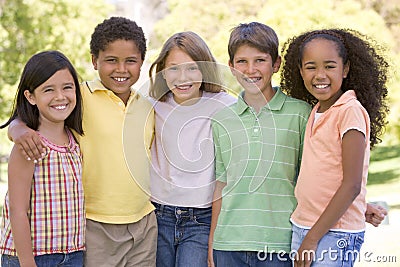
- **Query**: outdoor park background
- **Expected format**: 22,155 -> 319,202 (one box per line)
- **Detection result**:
0,0 -> 399,266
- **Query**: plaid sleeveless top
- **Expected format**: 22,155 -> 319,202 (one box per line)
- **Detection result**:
0,129 -> 85,256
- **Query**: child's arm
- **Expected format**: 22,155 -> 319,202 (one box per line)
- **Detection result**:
8,145 -> 37,267
208,181 -> 226,267
8,119 -> 45,162
294,129 -> 365,267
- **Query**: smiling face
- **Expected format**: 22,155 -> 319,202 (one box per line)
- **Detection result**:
300,38 -> 350,112
229,44 -> 280,101
163,48 -> 203,105
92,39 -> 143,104
24,68 -> 76,127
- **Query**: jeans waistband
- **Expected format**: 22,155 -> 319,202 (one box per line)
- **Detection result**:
152,202 -> 211,218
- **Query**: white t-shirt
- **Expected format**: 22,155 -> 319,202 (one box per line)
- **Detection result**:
150,91 -> 237,207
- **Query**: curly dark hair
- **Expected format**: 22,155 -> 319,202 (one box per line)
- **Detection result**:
280,28 -> 389,148
90,16 -> 146,60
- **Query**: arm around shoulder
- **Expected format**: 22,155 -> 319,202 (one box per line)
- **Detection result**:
8,118 -> 45,161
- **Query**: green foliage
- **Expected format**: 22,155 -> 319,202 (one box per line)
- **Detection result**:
149,0 -> 267,61
151,0 -> 400,143
357,0 -> 400,52
0,0 -> 112,120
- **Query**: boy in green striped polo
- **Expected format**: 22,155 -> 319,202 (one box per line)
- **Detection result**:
208,22 -> 311,266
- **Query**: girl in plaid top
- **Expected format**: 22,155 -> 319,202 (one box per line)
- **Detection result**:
0,51 -> 84,267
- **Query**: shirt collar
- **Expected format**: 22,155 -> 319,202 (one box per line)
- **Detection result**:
333,90 -> 357,106
86,79 -> 108,92
236,87 -> 287,114
315,90 -> 357,111
86,78 -> 137,98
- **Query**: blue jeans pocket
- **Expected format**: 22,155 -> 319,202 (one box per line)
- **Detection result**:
193,208 -> 211,226
291,225 -> 364,267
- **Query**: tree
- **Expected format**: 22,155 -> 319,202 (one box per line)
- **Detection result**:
0,0 -> 111,119
151,0 -> 400,143
149,0 -> 267,60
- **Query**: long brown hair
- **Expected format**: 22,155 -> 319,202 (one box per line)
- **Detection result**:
149,31 -> 222,101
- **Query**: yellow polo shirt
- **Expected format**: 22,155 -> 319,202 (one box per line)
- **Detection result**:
80,79 -> 154,224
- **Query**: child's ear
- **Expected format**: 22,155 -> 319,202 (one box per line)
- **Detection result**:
91,55 -> 98,70
273,56 -> 282,73
228,60 -> 235,75
24,90 -> 36,105
343,61 -> 350,78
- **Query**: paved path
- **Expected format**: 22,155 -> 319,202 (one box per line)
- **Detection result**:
358,208 -> 399,266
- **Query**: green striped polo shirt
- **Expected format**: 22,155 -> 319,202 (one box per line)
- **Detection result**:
211,87 -> 311,253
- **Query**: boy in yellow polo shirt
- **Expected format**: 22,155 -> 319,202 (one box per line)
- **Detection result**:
8,17 -> 157,266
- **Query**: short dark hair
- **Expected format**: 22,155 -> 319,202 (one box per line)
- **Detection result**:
90,16 -> 147,60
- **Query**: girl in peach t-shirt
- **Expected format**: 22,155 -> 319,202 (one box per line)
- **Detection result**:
281,28 -> 389,266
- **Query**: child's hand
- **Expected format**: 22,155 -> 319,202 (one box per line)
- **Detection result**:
365,203 -> 388,227
207,241 -> 215,267
13,128 -> 45,162
294,236 -> 318,267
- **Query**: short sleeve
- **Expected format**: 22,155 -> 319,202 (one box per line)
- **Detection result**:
338,105 -> 369,140
212,120 -> 227,183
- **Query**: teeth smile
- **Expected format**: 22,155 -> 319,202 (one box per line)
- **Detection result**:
315,84 -> 328,89
54,105 -> 66,110
244,77 -> 261,83
114,77 -> 128,82
176,84 -> 192,90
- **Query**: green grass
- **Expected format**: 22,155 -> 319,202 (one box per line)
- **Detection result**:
366,145 -> 400,210
368,145 -> 400,185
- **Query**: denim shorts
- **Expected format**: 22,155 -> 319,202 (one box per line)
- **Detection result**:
1,251 -> 84,267
291,224 -> 364,267
152,202 -> 211,267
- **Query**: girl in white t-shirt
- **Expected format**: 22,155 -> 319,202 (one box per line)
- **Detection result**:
148,31 -> 236,267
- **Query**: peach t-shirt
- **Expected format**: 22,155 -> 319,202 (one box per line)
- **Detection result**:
291,90 -> 370,232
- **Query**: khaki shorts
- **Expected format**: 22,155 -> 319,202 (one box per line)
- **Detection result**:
84,211 -> 157,267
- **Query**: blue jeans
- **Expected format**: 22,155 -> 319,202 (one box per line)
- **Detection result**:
152,202 -> 211,267
212,250 -> 292,267
291,224 -> 364,267
1,251 -> 84,267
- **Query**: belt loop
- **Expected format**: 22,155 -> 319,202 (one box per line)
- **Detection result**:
153,202 -> 165,216
159,203 -> 165,216
189,208 -> 194,220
